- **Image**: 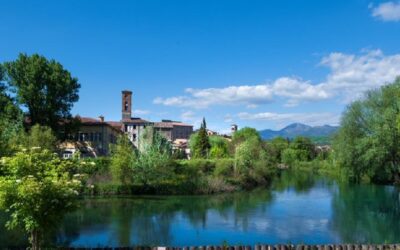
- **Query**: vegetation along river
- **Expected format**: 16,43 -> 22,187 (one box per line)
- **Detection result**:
1,171 -> 400,248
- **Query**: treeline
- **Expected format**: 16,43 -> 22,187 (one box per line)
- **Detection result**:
333,77 -> 400,184
99,117 -> 327,195
0,53 -> 81,157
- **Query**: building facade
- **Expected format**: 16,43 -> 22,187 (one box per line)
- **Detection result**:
121,90 -> 153,148
154,120 -> 193,141
61,116 -> 122,158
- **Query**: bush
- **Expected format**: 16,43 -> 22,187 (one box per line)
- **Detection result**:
186,159 -> 216,174
214,158 -> 234,177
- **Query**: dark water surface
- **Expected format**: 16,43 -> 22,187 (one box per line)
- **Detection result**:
1,171 -> 400,247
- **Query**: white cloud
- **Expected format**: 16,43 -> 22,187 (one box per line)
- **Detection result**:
320,50 -> 400,100
133,109 -> 150,115
237,112 -> 340,127
371,1 -> 400,21
180,110 -> 196,121
180,110 -> 203,127
154,50 -> 400,108
224,114 -> 233,123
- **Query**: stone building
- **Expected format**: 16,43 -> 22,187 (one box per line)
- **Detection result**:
61,90 -> 194,158
61,116 -> 122,158
154,120 -> 193,141
121,90 -> 193,147
121,90 -> 153,148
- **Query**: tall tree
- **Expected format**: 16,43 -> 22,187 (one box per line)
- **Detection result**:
191,118 -> 211,158
110,135 -> 136,184
334,77 -> 400,184
4,53 -> 80,134
0,64 -> 23,156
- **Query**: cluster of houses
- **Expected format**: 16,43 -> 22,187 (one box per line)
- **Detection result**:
60,90 -> 194,158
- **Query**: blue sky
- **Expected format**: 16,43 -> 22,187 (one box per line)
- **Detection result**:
1,0 -> 400,132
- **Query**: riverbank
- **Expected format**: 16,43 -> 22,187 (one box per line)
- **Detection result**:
2,172 -> 400,248
80,158 -> 279,196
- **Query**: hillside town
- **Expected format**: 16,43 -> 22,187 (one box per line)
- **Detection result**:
60,90 -> 240,159
2,1 -> 400,249
60,90 -> 195,158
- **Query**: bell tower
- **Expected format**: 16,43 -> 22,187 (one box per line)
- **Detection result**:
122,90 -> 132,120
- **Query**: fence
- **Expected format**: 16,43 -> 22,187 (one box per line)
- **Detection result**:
54,244 -> 400,250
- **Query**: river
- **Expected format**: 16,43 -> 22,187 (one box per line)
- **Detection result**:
1,170 -> 400,247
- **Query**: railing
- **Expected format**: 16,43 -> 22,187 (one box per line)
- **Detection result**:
56,244 -> 400,250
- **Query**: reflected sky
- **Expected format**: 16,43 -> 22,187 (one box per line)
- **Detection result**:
1,171 -> 399,248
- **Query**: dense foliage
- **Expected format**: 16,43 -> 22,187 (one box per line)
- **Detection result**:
0,148 -> 82,249
4,53 -> 80,134
0,65 -> 23,157
334,77 -> 400,184
191,118 -> 211,158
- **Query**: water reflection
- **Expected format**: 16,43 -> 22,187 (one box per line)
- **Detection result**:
1,170 -> 400,248
330,183 -> 400,243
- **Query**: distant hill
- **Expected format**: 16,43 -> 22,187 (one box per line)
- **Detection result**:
259,123 -> 339,144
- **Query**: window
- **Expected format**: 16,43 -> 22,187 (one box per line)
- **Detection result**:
63,151 -> 73,159
125,101 -> 129,111
133,125 -> 137,129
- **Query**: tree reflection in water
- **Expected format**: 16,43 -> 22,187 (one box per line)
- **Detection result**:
330,183 -> 400,243
1,170 -> 400,248
56,190 -> 273,246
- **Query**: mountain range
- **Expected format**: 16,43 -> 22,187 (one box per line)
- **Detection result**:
259,123 -> 339,142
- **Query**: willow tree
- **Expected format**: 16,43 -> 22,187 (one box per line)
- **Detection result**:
334,77 -> 400,183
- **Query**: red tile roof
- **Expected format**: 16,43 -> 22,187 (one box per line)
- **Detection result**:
121,117 -> 152,124
154,121 -> 193,128
78,117 -> 123,133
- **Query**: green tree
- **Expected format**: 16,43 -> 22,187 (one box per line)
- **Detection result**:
234,136 -> 262,174
110,135 -> 136,184
20,124 -> 58,152
334,77 -> 400,183
191,118 -> 211,158
231,127 -> 261,146
0,148 -> 82,249
4,53 -> 80,134
134,127 -> 173,186
0,65 -> 23,156
290,136 -> 316,161
267,137 -> 289,163
209,136 -> 229,158
234,136 -> 274,186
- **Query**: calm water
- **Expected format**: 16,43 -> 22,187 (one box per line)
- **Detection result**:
1,171 -> 400,247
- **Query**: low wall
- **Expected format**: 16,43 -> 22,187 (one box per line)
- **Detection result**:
55,244 -> 400,250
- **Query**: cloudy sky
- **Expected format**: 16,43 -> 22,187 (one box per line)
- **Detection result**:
1,0 -> 400,132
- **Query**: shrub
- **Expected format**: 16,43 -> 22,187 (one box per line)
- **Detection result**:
214,158 -> 234,177
186,159 -> 216,174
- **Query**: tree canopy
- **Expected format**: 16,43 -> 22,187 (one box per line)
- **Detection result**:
4,53 -> 80,133
0,148 -> 82,249
191,118 -> 211,158
334,77 -> 400,183
0,64 -> 23,157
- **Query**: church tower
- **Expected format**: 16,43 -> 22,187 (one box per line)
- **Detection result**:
122,90 -> 132,120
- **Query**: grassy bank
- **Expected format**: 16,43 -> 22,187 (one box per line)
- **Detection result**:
78,157 -> 277,196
